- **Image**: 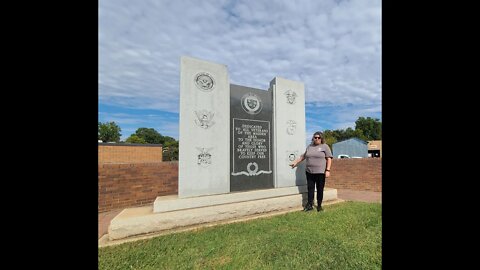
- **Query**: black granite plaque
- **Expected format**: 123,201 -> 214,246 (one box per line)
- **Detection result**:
230,84 -> 274,192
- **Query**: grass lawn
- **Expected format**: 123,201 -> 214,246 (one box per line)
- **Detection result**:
99,201 -> 381,269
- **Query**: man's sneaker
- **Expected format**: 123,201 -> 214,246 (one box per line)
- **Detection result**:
317,206 -> 323,212
304,204 -> 313,211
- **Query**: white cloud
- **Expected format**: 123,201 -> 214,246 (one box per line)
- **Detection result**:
100,0 -> 381,134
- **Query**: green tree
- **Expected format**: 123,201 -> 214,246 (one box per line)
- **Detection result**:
98,121 -> 122,143
162,136 -> 177,145
322,116 -> 381,145
125,135 -> 147,144
162,138 -> 179,161
353,128 -> 368,141
355,117 -> 382,140
323,130 -> 338,149
344,127 -> 356,139
135,128 -> 163,144
163,145 -> 179,161
163,140 -> 178,148
333,129 -> 347,141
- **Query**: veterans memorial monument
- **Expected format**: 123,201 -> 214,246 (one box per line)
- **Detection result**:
104,56 -> 338,243
179,55 -> 307,197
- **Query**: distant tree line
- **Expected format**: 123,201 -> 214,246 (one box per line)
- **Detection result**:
98,122 -> 179,161
323,117 -> 382,149
98,116 -> 380,161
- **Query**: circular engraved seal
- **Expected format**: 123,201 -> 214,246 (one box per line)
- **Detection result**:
241,93 -> 262,115
194,72 -> 215,91
247,162 -> 259,175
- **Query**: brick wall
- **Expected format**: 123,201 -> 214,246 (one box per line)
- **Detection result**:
326,158 -> 381,192
98,143 -> 163,163
98,158 -> 380,212
98,162 -> 178,212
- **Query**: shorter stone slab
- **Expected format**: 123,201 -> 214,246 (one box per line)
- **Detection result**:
154,185 -> 313,213
109,188 -> 338,240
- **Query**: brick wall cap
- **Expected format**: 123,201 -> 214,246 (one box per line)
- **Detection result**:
98,143 -> 163,147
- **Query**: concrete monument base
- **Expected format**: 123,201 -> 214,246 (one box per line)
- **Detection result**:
100,187 -> 340,246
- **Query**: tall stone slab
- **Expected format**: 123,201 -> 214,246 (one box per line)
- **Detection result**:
270,77 -> 307,187
179,56 -> 230,198
230,84 -> 274,192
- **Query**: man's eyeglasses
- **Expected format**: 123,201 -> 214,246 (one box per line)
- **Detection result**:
313,137 -> 321,139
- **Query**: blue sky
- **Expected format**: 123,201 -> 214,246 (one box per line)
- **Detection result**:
99,0 -> 381,141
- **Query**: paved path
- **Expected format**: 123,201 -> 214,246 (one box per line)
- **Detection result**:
337,189 -> 382,203
98,189 -> 382,240
98,209 -> 122,239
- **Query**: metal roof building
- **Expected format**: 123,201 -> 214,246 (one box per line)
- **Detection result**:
332,138 -> 368,158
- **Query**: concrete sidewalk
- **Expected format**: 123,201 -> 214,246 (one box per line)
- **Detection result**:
98,188 -> 381,240
98,209 -> 123,239
337,189 -> 382,203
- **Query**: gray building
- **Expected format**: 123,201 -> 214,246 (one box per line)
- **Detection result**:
332,138 -> 368,158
